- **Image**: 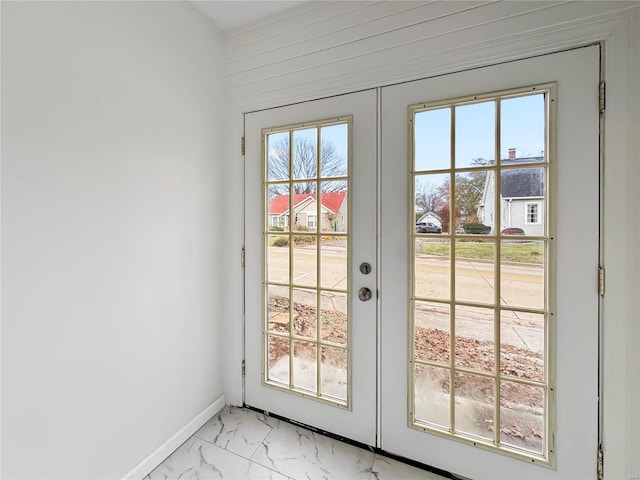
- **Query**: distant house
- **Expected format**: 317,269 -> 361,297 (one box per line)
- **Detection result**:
477,156 -> 545,235
268,192 -> 347,232
416,211 -> 443,229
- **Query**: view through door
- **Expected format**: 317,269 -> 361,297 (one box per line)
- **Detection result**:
245,46 -> 600,480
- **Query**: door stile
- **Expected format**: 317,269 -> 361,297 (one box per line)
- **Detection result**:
376,87 -> 383,448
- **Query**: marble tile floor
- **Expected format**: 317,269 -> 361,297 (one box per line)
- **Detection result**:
147,406 -> 451,480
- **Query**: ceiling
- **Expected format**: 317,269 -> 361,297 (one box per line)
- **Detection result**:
190,1 -> 309,31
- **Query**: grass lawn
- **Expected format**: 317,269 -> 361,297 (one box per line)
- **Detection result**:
419,240 -> 544,264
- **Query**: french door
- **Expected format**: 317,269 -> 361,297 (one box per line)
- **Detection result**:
245,46 -> 600,479
244,90 -> 378,445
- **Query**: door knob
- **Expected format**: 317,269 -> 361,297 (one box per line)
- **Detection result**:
358,287 -> 373,302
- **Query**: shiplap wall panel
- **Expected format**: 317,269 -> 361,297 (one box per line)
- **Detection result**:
226,1 -> 565,83
225,1 -> 632,108
225,1 -> 493,72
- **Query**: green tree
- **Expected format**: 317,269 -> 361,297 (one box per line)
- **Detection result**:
455,158 -> 490,223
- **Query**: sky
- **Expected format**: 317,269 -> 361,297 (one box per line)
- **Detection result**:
266,91 -> 545,180
267,122 -> 349,181
414,92 -> 545,171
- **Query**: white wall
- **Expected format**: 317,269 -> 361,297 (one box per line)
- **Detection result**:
1,2 -> 224,478
222,2 -> 639,478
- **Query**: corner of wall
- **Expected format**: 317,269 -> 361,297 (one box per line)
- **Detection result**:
121,395 -> 225,480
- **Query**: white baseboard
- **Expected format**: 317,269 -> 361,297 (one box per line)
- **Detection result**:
122,394 -> 226,480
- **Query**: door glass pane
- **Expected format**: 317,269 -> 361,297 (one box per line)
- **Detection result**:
267,235 -> 289,284
320,291 -> 347,345
500,310 -> 545,383
455,306 -> 495,373
293,242 -> 317,288
410,87 -> 551,461
320,124 -> 348,178
415,239 -> 449,301
457,170 -> 494,234
263,118 -> 351,407
455,101 -> 495,169
293,340 -> 317,394
292,182 -> 316,233
292,288 -> 317,339
500,381 -> 545,455
267,131 -> 290,181
320,182 -> 347,233
415,173 -> 450,233
501,94 -> 545,164
320,346 -> 348,402
499,167 -> 546,235
454,372 -> 495,442
501,240 -> 545,310
414,364 -> 450,430
293,128 -> 318,180
414,107 -> 451,172
267,335 -> 290,386
414,301 -> 450,364
268,184 -> 289,231
320,237 -> 347,290
267,285 -> 289,334
455,240 -> 495,304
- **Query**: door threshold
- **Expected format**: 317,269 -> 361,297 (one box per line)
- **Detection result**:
244,404 -> 471,480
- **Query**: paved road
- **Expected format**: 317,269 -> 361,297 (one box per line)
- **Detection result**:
266,244 -> 545,352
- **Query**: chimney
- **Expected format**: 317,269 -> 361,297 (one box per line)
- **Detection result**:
508,148 -> 516,159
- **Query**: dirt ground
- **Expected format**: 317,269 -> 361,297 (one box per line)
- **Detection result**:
267,296 -> 544,447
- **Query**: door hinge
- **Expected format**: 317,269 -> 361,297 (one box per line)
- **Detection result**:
241,248 -> 245,268
598,266 -> 605,296
241,359 -> 246,377
241,136 -> 245,156
597,444 -> 604,480
599,82 -> 606,113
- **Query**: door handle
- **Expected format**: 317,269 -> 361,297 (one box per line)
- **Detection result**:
358,287 -> 373,302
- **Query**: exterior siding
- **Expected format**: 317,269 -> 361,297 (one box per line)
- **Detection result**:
506,198 -> 545,236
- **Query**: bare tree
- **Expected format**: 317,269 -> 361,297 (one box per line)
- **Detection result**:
268,137 -> 346,194
415,181 -> 441,217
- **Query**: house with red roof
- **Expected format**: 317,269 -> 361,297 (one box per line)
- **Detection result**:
268,191 -> 347,232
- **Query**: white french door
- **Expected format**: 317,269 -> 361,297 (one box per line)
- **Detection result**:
245,46 -> 600,479
244,90 -> 378,445
380,45 -> 600,479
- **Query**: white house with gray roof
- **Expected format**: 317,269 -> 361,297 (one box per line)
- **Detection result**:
477,157 -> 545,235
